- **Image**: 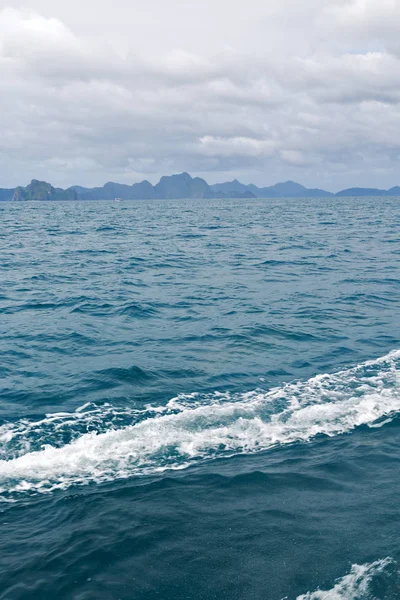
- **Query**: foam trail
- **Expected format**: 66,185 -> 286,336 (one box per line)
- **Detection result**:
295,557 -> 399,599
0,350 -> 399,498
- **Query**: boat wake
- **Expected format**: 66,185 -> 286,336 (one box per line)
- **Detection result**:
0,350 -> 399,499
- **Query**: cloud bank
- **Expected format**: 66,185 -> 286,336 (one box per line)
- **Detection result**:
1,1 -> 400,189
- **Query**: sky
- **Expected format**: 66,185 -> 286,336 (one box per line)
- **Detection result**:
1,0 -> 400,190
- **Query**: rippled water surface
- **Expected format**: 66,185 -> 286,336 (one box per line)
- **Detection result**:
0,197 -> 399,599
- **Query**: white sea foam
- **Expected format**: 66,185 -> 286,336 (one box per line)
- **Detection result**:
295,557 -> 398,599
0,350 -> 399,498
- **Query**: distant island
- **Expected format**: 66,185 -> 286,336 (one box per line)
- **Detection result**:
2,173 -> 400,202
11,180 -> 78,202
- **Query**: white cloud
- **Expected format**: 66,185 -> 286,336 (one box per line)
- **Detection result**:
1,2 -> 400,190
280,150 -> 311,166
321,0 -> 400,39
198,136 -> 277,157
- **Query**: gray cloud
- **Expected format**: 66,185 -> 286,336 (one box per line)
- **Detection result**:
1,2 -> 400,190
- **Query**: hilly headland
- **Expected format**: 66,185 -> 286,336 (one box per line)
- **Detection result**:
2,172 -> 400,201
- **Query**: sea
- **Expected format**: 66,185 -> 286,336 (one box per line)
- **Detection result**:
0,196 -> 399,600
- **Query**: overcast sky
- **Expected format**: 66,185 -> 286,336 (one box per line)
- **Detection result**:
1,0 -> 400,190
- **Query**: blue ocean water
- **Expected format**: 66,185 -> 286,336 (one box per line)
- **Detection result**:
0,196 -> 399,599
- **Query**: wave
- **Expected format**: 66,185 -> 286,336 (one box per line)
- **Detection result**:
295,557 -> 399,599
0,350 -> 399,499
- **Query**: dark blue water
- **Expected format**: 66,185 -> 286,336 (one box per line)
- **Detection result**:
1,197 -> 400,599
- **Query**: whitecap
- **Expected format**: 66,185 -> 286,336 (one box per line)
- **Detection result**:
295,557 -> 398,599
